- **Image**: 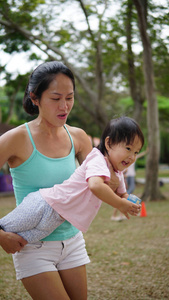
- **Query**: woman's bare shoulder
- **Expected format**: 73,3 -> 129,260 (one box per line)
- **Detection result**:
0,123 -> 27,142
66,124 -> 88,139
66,125 -> 91,148
66,124 -> 92,164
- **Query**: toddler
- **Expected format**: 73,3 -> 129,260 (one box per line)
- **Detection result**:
0,116 -> 144,243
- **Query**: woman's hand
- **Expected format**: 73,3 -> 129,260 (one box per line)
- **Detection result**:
0,230 -> 27,254
105,160 -> 121,191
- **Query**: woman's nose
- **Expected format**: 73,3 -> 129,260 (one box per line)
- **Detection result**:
59,99 -> 67,109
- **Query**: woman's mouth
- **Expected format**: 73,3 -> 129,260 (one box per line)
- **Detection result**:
57,113 -> 67,120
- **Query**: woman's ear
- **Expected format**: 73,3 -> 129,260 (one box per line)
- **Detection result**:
30,92 -> 39,106
30,92 -> 36,100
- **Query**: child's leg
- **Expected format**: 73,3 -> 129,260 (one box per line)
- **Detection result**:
112,208 -> 118,217
17,214 -> 63,243
0,191 -> 43,232
17,201 -> 64,243
111,208 -> 127,221
0,191 -> 64,243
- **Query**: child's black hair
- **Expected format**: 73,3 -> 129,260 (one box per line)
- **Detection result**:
97,116 -> 144,155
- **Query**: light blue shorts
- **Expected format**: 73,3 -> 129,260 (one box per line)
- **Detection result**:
12,231 -> 90,280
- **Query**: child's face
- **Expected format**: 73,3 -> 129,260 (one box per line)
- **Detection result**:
105,135 -> 142,172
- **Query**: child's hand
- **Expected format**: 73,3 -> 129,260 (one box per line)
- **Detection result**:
118,198 -> 141,219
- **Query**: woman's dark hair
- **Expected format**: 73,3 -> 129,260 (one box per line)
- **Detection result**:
23,61 -> 75,115
97,116 -> 144,155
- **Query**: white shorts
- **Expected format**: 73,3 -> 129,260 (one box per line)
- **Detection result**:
12,231 -> 90,280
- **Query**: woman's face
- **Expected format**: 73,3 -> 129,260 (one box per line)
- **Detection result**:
36,73 -> 74,127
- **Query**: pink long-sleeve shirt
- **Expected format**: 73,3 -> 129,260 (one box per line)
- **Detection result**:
40,148 -> 126,232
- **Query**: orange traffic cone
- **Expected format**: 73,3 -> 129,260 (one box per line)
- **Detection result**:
140,202 -> 147,217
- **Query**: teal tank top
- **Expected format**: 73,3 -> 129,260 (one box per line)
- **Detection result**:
10,123 -> 79,241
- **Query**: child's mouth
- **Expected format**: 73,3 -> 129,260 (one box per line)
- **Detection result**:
122,161 -> 129,166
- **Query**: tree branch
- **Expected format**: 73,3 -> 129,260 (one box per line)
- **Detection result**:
77,0 -> 96,45
0,17 -> 97,104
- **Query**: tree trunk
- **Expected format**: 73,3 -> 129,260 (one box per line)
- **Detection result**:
134,0 -> 164,200
6,94 -> 16,124
126,0 -> 145,124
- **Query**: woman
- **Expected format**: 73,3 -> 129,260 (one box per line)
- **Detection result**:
0,61 -> 92,299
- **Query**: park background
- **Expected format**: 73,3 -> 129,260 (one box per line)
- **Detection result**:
0,0 -> 169,299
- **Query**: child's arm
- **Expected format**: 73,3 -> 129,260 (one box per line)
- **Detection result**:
117,191 -> 128,200
88,176 -> 140,219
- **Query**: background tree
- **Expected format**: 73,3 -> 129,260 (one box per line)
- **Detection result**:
133,0 -> 163,200
125,0 -> 145,123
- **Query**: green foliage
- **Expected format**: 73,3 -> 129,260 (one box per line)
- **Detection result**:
17,0 -> 45,11
117,95 -> 169,164
68,99 -> 102,137
0,31 -> 31,53
0,0 -> 45,54
143,95 -> 169,128
120,95 -> 169,125
136,157 -> 146,169
157,95 -> 169,109
160,131 -> 169,164
0,88 -> 8,122
117,96 -> 133,112
0,73 -> 32,124
29,52 -> 42,60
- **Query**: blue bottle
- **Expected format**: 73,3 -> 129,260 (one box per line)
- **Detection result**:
127,194 -> 142,204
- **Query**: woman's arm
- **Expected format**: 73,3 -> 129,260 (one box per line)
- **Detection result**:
0,228 -> 27,254
0,128 -> 28,253
88,176 -> 141,219
0,126 -> 27,168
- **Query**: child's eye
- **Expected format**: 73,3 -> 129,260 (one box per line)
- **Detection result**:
126,147 -> 131,151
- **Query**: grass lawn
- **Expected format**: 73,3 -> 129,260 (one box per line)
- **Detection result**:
0,180 -> 169,299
